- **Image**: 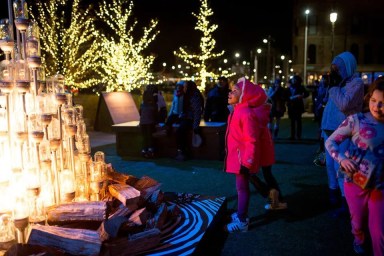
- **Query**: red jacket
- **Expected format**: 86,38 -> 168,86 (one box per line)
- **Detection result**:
224,79 -> 270,174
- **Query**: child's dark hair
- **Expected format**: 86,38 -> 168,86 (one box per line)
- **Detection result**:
143,84 -> 158,104
363,76 -> 384,112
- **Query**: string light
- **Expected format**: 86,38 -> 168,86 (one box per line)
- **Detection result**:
30,0 -> 103,89
174,0 -> 224,91
95,0 -> 159,92
29,0 -> 159,92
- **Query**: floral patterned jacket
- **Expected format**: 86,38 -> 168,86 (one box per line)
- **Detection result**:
325,113 -> 384,189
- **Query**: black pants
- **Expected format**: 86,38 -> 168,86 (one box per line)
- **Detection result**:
289,113 -> 303,139
176,119 -> 193,152
249,166 -> 283,201
140,124 -> 155,150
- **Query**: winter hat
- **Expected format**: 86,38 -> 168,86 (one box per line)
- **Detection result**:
331,56 -> 348,80
235,77 -> 267,107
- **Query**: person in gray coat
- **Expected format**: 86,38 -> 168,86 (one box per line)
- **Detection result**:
321,51 -> 365,216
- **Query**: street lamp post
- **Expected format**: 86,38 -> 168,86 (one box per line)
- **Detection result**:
161,62 -> 167,76
254,48 -> 262,84
287,59 -> 292,81
303,9 -> 310,86
235,52 -> 240,64
281,55 -> 288,82
330,12 -> 338,60
263,37 -> 271,82
233,52 -> 241,75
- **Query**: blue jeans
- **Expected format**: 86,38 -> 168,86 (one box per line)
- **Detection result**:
323,132 -> 349,196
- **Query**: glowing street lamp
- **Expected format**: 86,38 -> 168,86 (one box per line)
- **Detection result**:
254,48 -> 262,84
330,12 -> 338,60
303,9 -> 310,85
263,37 -> 272,81
281,55 -> 288,82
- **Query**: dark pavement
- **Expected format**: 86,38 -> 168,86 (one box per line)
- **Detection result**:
90,115 -> 360,256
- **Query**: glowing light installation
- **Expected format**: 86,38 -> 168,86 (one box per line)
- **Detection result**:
0,0 -> 107,245
174,0 -> 224,91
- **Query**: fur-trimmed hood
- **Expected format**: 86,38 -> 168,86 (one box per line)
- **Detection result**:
236,77 -> 267,108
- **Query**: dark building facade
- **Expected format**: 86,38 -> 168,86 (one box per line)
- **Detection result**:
292,0 -> 384,85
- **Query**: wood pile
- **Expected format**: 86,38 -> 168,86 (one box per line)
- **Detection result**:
5,167 -> 181,256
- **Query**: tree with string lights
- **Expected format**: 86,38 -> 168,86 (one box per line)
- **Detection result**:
95,0 -> 159,92
29,0 -> 159,92
174,0 -> 224,91
30,0 -> 103,89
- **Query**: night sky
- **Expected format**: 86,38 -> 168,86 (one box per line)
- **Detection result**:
1,0 -> 293,68
134,0 -> 293,65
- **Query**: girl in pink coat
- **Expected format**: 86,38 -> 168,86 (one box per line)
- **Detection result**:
224,77 -> 268,233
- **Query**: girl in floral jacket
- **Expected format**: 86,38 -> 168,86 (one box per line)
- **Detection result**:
224,77 -> 268,233
325,77 -> 384,255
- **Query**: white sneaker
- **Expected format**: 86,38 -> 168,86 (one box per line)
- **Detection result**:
230,212 -> 250,222
225,218 -> 249,233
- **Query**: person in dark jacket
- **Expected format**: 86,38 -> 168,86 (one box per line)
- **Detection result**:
164,81 -> 185,135
286,75 -> 309,140
175,80 -> 203,161
267,78 -> 287,139
321,51 -> 364,217
139,84 -> 159,158
204,76 -> 230,122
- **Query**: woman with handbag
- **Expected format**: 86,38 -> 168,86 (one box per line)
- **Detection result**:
325,77 -> 384,255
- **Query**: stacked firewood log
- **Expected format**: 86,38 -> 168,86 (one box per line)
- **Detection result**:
5,166 -> 182,256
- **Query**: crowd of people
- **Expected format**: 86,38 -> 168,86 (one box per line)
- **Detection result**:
137,51 -> 383,255
139,73 -> 312,160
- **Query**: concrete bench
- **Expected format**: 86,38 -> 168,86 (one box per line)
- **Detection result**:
112,120 -> 227,160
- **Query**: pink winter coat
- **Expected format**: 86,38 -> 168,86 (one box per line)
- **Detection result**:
255,103 -> 275,166
224,79 -> 269,174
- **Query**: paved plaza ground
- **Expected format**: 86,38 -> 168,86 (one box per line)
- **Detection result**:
89,116 -> 363,256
